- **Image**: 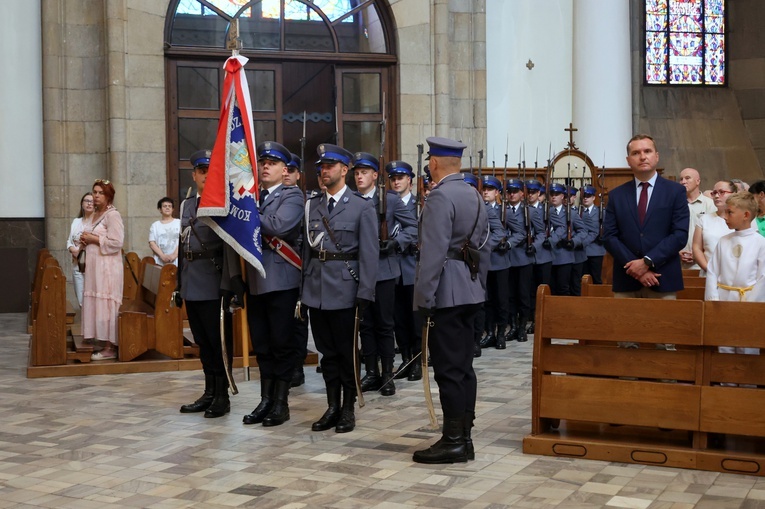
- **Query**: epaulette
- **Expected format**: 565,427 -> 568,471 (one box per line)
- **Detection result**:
308,192 -> 322,199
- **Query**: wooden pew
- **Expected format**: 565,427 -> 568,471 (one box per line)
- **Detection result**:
524,285 -> 705,471
581,274 -> 706,300
683,268 -> 701,277
123,251 -> 142,301
28,248 -> 52,333
30,257 -> 68,366
118,259 -> 183,361
683,276 -> 706,287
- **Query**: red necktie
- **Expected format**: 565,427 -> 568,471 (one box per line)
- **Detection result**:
638,182 -> 649,225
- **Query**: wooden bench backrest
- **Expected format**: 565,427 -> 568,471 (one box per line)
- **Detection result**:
581,275 -> 706,300
683,268 -> 701,277
31,262 -> 67,366
123,252 -> 142,301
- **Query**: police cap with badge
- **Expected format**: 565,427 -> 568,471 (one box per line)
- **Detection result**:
481,175 -> 501,190
463,173 -> 479,189
506,178 -> 524,192
426,136 -> 467,159
190,149 -> 212,169
583,184 -> 597,196
525,179 -> 542,192
386,160 -> 414,178
316,144 -> 354,167
352,152 -> 380,172
548,182 -> 567,194
287,152 -> 301,171
567,186 -> 578,196
257,141 -> 291,164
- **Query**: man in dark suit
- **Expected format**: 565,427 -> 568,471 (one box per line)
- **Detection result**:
603,134 -> 689,298
413,137 -> 489,464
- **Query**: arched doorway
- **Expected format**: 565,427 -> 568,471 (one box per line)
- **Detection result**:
164,0 -> 398,200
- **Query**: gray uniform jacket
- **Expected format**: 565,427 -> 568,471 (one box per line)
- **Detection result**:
531,203 -> 553,265
223,185 -> 304,295
397,196 -> 419,286
582,205 -> 607,257
372,189 -> 418,283
301,187 -> 379,310
179,196 -> 224,301
549,205 -> 587,266
487,203 -> 511,271
506,203 -> 534,267
414,173 -> 490,310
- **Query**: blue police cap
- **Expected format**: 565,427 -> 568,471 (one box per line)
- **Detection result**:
314,159 -> 322,174
540,185 -> 546,194
316,144 -> 353,166
506,178 -> 524,191
190,149 -> 212,168
424,164 -> 431,177
463,173 -> 479,189
525,179 -> 542,191
567,186 -> 578,196
548,182 -> 566,194
481,175 -> 501,190
386,160 -> 414,177
352,152 -> 380,172
583,184 -> 597,196
426,137 -> 467,159
287,153 -> 301,170
257,141 -> 290,164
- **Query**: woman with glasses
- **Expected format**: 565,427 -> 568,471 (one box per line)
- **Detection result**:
692,180 -> 738,274
66,192 -> 95,307
80,179 -> 125,360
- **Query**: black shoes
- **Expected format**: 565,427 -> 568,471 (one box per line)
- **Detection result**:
379,358 -> 395,396
407,358 -> 423,381
412,416 -> 468,464
393,349 -> 412,380
180,374 -> 215,413
335,387 -> 356,433
262,380 -> 290,427
312,382 -> 341,431
478,332 -> 496,349
290,367 -> 305,388
243,378 -> 273,424
204,375 -> 230,418
360,356 -> 382,392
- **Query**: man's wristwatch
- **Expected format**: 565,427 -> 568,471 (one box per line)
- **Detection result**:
643,256 -> 655,269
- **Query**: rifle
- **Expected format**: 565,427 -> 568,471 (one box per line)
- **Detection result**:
522,145 -> 534,255
542,146 -> 552,249
378,92 -> 388,241
598,153 -> 607,243
299,110 -> 307,200
565,150 -> 573,246
501,136 -> 508,225
294,110 -> 308,321
477,149 -> 484,185
579,152 -> 587,217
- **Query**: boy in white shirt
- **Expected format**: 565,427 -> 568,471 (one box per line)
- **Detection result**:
149,197 -> 181,266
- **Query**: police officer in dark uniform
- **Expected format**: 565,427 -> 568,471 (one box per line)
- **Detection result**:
352,154 -> 417,396
388,161 -> 422,382
302,144 -> 379,433
568,186 -> 589,296
224,142 -> 304,427
581,184 -> 607,284
527,179 -> 550,334
178,149 -> 232,418
548,183 -> 587,296
413,137 -> 489,464
504,178 -> 534,342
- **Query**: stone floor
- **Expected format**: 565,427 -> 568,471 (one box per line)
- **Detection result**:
2,314 -> 765,508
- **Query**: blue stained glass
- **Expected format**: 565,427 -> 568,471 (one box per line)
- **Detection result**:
645,0 -> 725,86
262,0 -> 353,22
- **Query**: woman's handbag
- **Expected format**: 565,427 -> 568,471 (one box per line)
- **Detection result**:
77,249 -> 86,272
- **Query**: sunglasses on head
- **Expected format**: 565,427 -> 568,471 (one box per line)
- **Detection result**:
94,178 -> 111,185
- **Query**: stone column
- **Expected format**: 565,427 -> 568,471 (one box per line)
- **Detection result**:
572,0 -> 631,166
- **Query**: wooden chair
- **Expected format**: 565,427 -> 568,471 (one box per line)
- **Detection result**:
118,259 -> 183,361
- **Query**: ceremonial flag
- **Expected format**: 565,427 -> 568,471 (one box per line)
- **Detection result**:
198,54 -> 265,278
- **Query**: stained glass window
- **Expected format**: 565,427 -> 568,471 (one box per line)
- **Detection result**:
645,0 -> 725,86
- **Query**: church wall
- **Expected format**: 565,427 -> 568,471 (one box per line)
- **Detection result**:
632,0 -> 765,189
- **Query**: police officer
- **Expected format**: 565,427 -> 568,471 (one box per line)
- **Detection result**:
178,149 -> 232,418
223,142 -> 304,427
527,179 -> 549,334
567,186 -> 589,296
413,137 -> 489,464
581,184 -> 607,284
387,161 -> 422,381
302,144 -> 378,433
479,175 -> 511,350
352,154 -> 417,396
505,178 -> 534,342
548,183 -> 587,296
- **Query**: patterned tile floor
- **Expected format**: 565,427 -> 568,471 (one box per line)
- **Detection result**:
2,313 -> 764,508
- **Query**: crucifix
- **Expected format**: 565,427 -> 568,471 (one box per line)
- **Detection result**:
564,122 -> 578,150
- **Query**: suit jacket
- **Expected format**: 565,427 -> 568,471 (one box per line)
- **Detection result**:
414,173 -> 490,310
487,203 -> 511,271
301,187 -> 379,309
397,196 -> 419,286
179,196 -> 224,301
603,175 -> 689,293
372,189 -> 418,282
222,185 -> 304,295
506,202 -> 533,267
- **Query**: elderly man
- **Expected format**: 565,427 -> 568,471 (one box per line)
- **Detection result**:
678,168 -> 716,269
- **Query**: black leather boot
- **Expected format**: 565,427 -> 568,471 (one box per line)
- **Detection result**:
526,321 -> 535,335
312,381 -> 341,431
496,323 -> 507,350
204,376 -> 230,418
335,387 -> 356,433
516,319 -> 528,342
262,379 -> 290,427
290,366 -> 305,388
478,331 -> 496,348
407,356 -> 423,381
412,416 -> 468,464
473,338 -> 482,357
360,356 -> 382,392
507,316 -> 519,343
180,374 -> 215,413
379,358 -> 396,396
464,411 -> 476,460
393,349 -> 411,380
243,378 -> 273,424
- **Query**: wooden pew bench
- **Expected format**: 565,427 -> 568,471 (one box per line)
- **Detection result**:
524,285 -> 765,476
581,274 -> 706,300
118,259 -> 183,361
29,256 -> 68,366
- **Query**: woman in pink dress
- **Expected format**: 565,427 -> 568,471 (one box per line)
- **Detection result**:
80,179 -> 124,360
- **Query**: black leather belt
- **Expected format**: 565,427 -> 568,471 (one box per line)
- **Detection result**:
311,249 -> 358,262
185,250 -> 222,261
446,248 -> 465,260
